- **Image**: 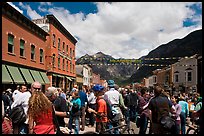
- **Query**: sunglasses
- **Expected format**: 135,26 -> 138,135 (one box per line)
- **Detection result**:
33,87 -> 41,91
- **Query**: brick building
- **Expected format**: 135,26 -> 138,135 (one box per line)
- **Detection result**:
32,15 -> 77,92
2,2 -> 50,91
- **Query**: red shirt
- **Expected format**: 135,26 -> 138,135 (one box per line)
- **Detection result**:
33,109 -> 55,134
95,98 -> 108,122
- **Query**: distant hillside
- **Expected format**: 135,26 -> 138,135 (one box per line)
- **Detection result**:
76,52 -> 138,85
129,29 -> 202,83
76,29 -> 202,85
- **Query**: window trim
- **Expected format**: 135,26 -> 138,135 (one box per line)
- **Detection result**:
31,44 -> 36,61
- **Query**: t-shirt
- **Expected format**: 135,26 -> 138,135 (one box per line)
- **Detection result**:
53,96 -> 68,127
12,90 -> 22,101
148,95 -> 172,123
96,98 -> 108,123
104,88 -> 120,105
11,91 -> 31,124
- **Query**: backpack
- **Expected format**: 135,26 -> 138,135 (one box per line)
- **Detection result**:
101,98 -> 120,122
9,105 -> 26,125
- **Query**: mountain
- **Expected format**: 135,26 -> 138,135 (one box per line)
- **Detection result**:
76,52 -> 138,85
76,29 -> 202,85
129,29 -> 202,83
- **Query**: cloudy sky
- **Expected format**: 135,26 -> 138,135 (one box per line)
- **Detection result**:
8,2 -> 202,59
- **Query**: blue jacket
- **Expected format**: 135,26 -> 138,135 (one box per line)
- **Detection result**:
79,90 -> 88,107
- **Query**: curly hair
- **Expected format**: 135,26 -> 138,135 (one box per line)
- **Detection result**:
28,91 -> 53,119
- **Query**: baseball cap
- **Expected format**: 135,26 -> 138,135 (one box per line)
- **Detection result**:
92,84 -> 104,92
108,80 -> 115,87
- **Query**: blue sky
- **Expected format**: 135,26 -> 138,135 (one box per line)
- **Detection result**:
8,2 -> 202,59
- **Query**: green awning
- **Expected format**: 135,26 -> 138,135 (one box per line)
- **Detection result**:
39,72 -> 50,84
19,67 -> 34,84
6,65 -> 25,84
30,70 -> 45,84
2,65 -> 13,84
53,74 -> 64,78
65,76 -> 72,81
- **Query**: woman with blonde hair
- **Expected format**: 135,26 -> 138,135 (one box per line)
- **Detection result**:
28,82 -> 55,134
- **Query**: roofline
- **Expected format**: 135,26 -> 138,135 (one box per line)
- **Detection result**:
2,2 -> 49,40
46,14 -> 78,45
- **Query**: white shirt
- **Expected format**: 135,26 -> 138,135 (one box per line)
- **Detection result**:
11,91 -> 31,124
12,89 -> 22,101
104,88 -> 120,105
87,92 -> 96,104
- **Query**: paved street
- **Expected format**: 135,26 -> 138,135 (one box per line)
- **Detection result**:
64,117 -> 148,134
64,117 -> 193,134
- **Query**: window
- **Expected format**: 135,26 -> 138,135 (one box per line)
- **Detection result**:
40,49 -> 44,63
8,34 -> 14,53
175,74 -> 179,83
73,50 -> 75,58
72,64 -> 74,73
53,34 -> 56,46
62,42 -> 65,52
52,54 -> 55,68
66,45 -> 68,54
58,38 -> 60,50
187,71 -> 192,82
70,61 -> 72,73
66,60 -> 68,72
20,39 -> 25,57
31,45 -> 35,60
70,48 -> 72,58
58,56 -> 60,69
62,59 -> 65,70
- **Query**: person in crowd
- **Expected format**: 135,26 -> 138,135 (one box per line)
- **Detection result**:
57,88 -> 66,100
2,100 -> 5,120
170,95 -> 182,134
145,85 -> 176,134
67,90 -> 81,134
87,87 -> 96,127
115,84 -> 127,122
78,85 -> 88,131
28,81 -> 55,134
104,80 -> 121,134
45,86 -> 68,128
2,89 -> 12,116
88,84 -> 108,133
121,88 -> 131,129
128,88 -> 139,123
11,84 -> 31,134
12,85 -> 20,102
137,88 -> 151,134
178,95 -> 189,134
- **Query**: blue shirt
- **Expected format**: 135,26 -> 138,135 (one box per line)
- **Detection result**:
79,90 -> 88,107
178,100 -> 189,116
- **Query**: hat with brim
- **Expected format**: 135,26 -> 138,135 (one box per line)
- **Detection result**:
108,80 -> 115,87
92,84 -> 104,92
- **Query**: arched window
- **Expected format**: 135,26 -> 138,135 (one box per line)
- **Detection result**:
40,49 -> 44,63
20,39 -> 25,57
58,38 -> 60,51
8,34 -> 14,53
31,44 -> 35,60
52,54 -> 55,68
53,34 -> 56,46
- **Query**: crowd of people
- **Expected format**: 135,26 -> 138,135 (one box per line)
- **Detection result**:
2,80 -> 202,134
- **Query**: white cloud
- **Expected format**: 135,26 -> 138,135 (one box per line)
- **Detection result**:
19,2 -> 42,19
39,2 -> 52,6
7,2 -> 23,14
17,2 -> 202,59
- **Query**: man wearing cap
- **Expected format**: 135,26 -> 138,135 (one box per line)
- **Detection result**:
103,80 -> 121,134
88,84 -> 108,133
